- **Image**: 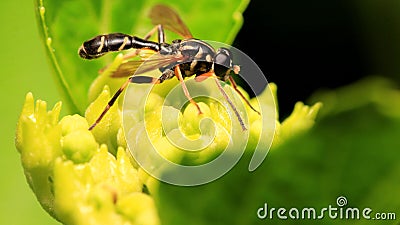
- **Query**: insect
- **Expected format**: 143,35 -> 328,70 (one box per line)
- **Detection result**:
79,4 -> 260,131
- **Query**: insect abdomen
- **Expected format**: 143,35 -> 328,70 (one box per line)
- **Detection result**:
78,33 -> 161,59
78,33 -> 132,59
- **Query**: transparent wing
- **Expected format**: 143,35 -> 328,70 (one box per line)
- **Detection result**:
110,53 -> 185,78
149,4 -> 193,39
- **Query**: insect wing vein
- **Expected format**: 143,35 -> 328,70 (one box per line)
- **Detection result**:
149,4 -> 193,39
111,54 -> 185,77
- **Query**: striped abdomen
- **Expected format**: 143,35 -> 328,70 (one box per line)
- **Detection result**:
78,33 -> 160,59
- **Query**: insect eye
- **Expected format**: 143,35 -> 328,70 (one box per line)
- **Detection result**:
214,48 -> 232,68
217,47 -> 231,56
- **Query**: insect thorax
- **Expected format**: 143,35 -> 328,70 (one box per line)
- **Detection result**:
177,39 -> 215,77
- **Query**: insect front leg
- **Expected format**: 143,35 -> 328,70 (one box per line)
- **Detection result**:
213,78 -> 247,131
174,65 -> 203,114
228,76 -> 260,115
193,71 -> 248,130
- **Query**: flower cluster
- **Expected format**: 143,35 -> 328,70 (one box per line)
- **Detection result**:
16,76 -> 320,224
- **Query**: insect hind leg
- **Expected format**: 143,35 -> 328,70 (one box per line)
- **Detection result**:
88,74 -> 166,131
143,24 -> 165,44
123,25 -> 166,60
88,78 -> 132,130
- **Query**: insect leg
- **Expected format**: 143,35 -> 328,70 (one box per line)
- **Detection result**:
142,24 -> 165,43
135,24 -> 165,58
124,24 -> 166,60
89,72 -> 173,130
228,76 -> 261,115
174,65 -> 203,114
88,78 -> 132,130
194,71 -> 215,82
214,78 -> 247,131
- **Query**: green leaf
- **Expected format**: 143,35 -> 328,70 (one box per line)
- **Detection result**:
35,0 -> 250,114
155,77 -> 400,225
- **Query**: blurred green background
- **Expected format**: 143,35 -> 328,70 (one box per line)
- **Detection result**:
1,0 -> 399,224
0,0 -> 61,224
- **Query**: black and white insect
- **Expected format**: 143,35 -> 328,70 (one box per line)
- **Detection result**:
78,4 -> 259,131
